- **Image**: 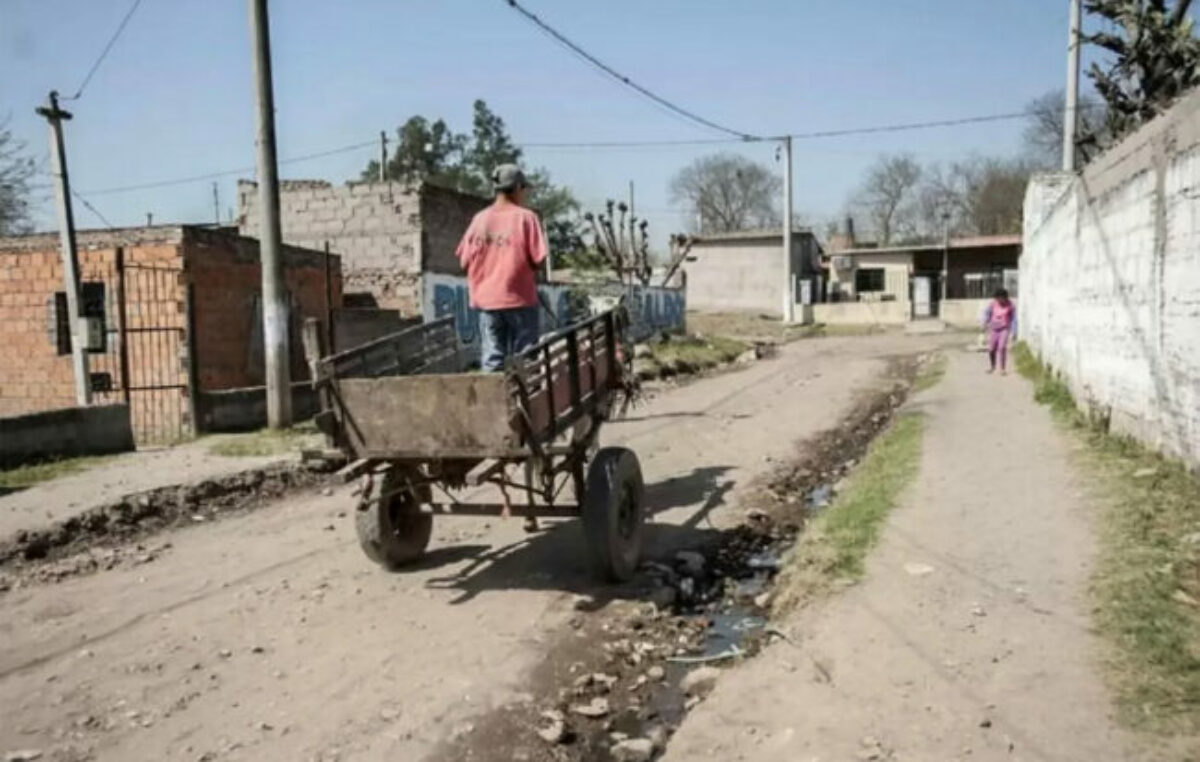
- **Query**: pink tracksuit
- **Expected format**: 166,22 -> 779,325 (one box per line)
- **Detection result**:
983,299 -> 1015,370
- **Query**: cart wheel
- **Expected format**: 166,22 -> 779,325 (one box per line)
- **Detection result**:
582,447 -> 645,582
355,467 -> 433,568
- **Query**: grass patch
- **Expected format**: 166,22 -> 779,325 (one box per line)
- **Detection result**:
912,352 -> 948,393
774,412 -> 926,612
636,334 -> 750,379
1016,341 -> 1200,740
0,455 -> 113,492
206,421 -> 320,457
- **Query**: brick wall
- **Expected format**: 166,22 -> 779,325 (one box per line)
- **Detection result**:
0,230 -> 188,442
1021,86 -> 1200,468
238,180 -> 483,314
184,228 -> 341,391
0,226 -> 342,442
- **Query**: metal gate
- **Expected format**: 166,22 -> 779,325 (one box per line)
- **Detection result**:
85,251 -> 190,445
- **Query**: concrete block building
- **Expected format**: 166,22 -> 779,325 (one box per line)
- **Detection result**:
237,179 -> 486,314
683,230 -> 823,314
0,225 -> 341,443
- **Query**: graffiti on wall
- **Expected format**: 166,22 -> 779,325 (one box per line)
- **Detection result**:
423,274 -> 686,358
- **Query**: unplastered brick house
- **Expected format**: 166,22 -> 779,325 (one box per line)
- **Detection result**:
0,225 -> 341,443
237,179 -> 486,314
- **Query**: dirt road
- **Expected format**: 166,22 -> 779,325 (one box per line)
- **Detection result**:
662,349 -> 1136,762
0,334 -> 947,762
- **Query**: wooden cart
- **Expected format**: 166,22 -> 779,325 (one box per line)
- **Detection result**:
312,309 -> 645,581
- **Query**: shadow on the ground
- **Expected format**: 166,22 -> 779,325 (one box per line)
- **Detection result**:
418,464 -> 736,605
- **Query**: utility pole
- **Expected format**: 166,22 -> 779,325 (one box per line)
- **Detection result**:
1062,0 -> 1082,172
379,130 -> 388,182
247,0 -> 292,428
36,91 -> 90,406
941,211 -> 951,304
781,136 -> 795,323
212,182 -> 221,225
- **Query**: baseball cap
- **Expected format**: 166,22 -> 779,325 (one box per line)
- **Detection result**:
492,164 -> 529,192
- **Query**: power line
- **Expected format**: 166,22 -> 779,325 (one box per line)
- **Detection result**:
500,0 -> 758,141
64,0 -> 146,101
71,189 -> 118,228
71,102 -> 1102,198
78,139 -> 376,196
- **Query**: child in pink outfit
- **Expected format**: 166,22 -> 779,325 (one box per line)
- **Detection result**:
982,288 -> 1016,374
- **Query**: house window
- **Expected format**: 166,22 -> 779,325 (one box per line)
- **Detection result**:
855,268 -> 886,293
53,282 -> 107,355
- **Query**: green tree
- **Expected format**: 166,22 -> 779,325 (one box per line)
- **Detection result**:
0,121 -> 35,235
362,100 -> 585,262
1084,0 -> 1200,141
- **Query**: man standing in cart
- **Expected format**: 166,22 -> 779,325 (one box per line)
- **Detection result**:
456,163 -> 548,371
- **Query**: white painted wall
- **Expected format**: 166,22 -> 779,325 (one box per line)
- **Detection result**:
1021,87 -> 1200,467
813,300 -> 909,325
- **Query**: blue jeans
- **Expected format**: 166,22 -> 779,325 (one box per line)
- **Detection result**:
479,307 -> 540,371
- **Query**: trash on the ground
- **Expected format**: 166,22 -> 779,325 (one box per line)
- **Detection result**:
745,552 -> 782,572
903,562 -> 935,577
971,604 -> 987,617
806,485 -> 833,510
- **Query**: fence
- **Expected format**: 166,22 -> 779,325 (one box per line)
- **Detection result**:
422,273 -> 686,364
78,251 -> 191,445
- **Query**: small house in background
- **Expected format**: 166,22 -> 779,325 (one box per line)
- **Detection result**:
0,225 -> 341,443
238,179 -> 486,315
818,218 -> 1020,326
683,229 -> 823,315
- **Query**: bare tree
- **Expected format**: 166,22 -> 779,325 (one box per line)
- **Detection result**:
1022,90 -> 1108,168
853,154 -> 922,245
1085,0 -> 1200,141
669,153 -> 781,233
917,157 -> 1032,239
0,121 -> 36,236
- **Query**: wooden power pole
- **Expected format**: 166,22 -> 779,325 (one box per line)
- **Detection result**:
247,0 -> 292,427
36,91 -> 91,405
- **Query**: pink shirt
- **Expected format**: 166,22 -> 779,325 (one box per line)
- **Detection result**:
455,204 -> 548,310
986,300 -> 1014,332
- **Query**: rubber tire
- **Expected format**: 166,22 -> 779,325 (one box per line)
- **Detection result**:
581,447 -> 645,582
355,468 -> 433,568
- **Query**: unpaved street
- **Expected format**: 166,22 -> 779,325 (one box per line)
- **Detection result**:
0,334 -> 949,762
662,350 -> 1139,762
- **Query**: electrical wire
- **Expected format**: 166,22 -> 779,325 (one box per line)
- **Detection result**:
74,102 -> 1102,197
64,0 -> 146,101
500,0 -> 759,141
78,139 -> 376,197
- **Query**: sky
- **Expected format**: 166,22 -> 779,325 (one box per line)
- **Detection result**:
2,0 -> 1109,247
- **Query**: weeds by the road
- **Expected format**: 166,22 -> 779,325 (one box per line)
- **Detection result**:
0,455 -> 113,493
1016,342 -> 1200,739
686,312 -> 890,345
206,422 -> 320,457
913,352 -> 947,393
637,334 -> 749,379
773,412 -> 926,612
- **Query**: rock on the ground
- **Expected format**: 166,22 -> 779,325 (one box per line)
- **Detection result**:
610,737 -> 654,762
569,697 -> 610,718
647,665 -> 666,682
4,752 -> 44,762
536,710 -> 567,744
681,666 -> 720,696
645,724 -> 669,750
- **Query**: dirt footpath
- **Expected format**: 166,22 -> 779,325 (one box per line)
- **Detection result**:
0,438 -> 302,540
662,350 -> 1135,762
0,334 -> 950,762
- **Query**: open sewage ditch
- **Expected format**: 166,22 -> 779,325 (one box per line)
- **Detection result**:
0,351 -> 933,761
436,353 -> 928,762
